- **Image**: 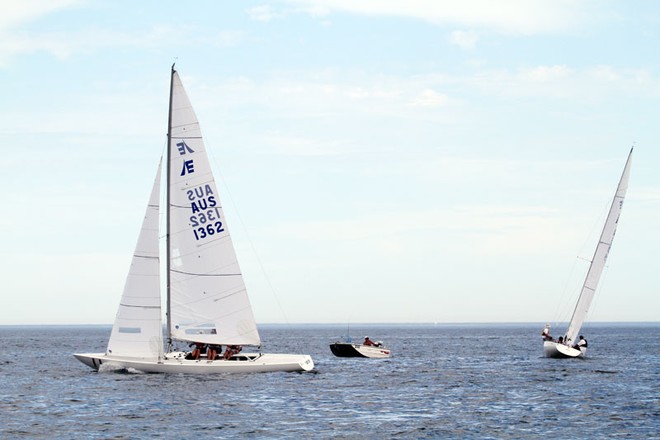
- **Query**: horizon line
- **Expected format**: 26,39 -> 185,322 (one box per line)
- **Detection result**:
1,321 -> 658,327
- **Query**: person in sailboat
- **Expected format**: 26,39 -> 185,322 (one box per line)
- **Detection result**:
189,341 -> 207,360
573,335 -> 588,350
207,344 -> 221,361
541,324 -> 553,341
223,345 -> 242,360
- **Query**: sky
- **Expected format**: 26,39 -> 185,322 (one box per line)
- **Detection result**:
1,0 -> 658,326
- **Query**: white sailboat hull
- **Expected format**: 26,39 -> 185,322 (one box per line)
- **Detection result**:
543,341 -> 585,358
74,352 -> 314,373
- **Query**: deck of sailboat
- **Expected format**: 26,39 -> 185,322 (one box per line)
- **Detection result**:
74,352 -> 314,373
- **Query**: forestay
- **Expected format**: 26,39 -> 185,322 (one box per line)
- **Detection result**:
167,72 -> 260,346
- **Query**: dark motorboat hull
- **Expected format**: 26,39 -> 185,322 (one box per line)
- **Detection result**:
329,343 -> 391,358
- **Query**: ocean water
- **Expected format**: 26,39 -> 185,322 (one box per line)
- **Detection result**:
0,324 -> 657,439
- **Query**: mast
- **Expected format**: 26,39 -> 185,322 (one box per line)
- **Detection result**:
165,63 -> 175,352
563,147 -> 633,343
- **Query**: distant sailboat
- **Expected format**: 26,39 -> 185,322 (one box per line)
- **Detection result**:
74,66 -> 314,373
543,148 -> 633,358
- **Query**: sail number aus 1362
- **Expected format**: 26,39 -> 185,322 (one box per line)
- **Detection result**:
187,185 -> 225,241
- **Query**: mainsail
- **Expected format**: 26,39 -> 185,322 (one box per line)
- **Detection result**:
106,161 -> 163,359
167,70 -> 260,346
563,148 -> 633,344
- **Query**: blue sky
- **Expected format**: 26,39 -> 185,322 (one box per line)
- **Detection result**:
1,0 -> 658,325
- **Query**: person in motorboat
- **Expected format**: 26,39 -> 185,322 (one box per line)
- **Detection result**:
573,335 -> 588,350
363,337 -> 383,347
541,324 -> 553,341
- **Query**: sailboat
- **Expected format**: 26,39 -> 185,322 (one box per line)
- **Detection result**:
543,148 -> 632,358
74,66 -> 314,373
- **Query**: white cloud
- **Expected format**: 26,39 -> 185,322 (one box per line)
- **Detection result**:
450,30 -> 478,49
263,133 -> 356,157
409,89 -> 450,107
455,65 -> 659,100
0,24 -> 243,66
588,65 -> 620,82
0,0 -> 81,33
247,5 -> 283,22
517,65 -> 572,82
288,0 -> 595,34
271,205 -> 573,258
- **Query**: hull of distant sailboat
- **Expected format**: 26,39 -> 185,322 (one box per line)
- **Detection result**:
329,343 -> 391,358
543,341 -> 585,358
74,352 -> 314,373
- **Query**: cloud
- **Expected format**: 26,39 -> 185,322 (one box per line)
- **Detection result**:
0,0 -> 81,33
455,65 -> 659,100
0,24 -> 243,66
288,0 -> 595,34
517,65 -> 572,82
450,30 -> 478,49
270,205 -> 573,258
0,0 -> 81,65
409,89 -> 450,107
247,5 -> 287,22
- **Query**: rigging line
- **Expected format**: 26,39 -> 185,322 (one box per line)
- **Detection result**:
584,263 -> 609,334
554,191 -> 613,328
207,148 -> 291,325
170,269 -> 241,277
552,254 -> 581,327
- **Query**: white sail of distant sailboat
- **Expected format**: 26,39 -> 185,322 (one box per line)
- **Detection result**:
74,66 -> 314,373
543,148 -> 632,358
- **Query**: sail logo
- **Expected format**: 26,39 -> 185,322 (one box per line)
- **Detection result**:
177,141 -> 195,176
188,184 -> 225,241
177,141 -> 194,155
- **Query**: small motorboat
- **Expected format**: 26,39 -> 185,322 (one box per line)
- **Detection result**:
330,339 -> 391,358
